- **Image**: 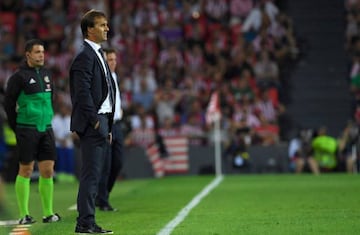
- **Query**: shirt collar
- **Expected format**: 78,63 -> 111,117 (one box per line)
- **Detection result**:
85,39 -> 101,52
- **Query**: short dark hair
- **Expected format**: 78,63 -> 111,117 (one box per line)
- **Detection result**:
81,9 -> 106,38
103,48 -> 116,55
24,39 -> 44,53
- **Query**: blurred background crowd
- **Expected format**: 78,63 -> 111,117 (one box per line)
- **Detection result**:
0,0 -> 358,178
0,0 -> 298,148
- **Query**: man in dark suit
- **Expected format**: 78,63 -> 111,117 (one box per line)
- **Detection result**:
69,9 -> 115,234
96,48 -> 124,212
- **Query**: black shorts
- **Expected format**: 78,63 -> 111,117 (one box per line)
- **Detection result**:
16,127 -> 57,164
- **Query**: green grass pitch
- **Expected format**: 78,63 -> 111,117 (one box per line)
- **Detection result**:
1,174 -> 359,235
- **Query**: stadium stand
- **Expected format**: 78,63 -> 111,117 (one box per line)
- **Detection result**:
1,0 -> 356,177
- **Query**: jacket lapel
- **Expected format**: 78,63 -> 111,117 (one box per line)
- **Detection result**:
84,42 -> 107,77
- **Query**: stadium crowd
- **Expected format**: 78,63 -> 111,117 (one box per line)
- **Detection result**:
0,0 -> 301,177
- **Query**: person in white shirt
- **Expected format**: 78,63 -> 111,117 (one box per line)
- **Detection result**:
96,48 -> 124,212
52,102 -> 76,183
241,0 -> 279,33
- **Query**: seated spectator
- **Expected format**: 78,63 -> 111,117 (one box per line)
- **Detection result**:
231,100 -> 263,145
180,99 -> 205,125
254,118 -> 279,145
311,126 -> 338,171
204,0 -> 228,24
254,88 -> 283,124
184,44 -> 205,74
218,82 -> 236,113
232,101 -> 260,129
270,13 -> 299,63
130,104 -> 155,130
178,72 -> 202,102
349,51 -> 360,107
338,121 -> 359,173
252,26 -> 275,54
125,114 -> 155,149
154,79 -> 182,125
132,79 -> 155,112
231,76 -> 256,103
288,128 -> 320,174
205,25 -> 229,56
158,44 -> 184,69
158,116 -> 180,137
181,111 -> 207,145
226,52 -> 254,82
117,72 -> 132,112
346,10 -> 359,51
229,33 -> 246,58
241,0 -> 279,34
254,50 -> 280,89
132,61 -> 158,94
157,44 -> 184,83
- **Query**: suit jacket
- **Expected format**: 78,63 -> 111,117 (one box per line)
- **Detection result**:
69,41 -> 115,134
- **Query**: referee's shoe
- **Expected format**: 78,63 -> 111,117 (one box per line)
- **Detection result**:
19,215 -> 36,224
42,213 -> 61,223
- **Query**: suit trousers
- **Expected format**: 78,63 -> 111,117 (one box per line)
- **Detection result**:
77,114 -> 111,226
97,120 -> 124,207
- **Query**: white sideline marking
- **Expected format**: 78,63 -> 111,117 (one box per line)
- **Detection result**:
0,220 -> 19,226
68,204 -> 77,210
157,175 -> 224,235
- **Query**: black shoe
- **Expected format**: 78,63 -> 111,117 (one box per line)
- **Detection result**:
75,223 -> 113,234
19,215 -> 36,225
98,205 -> 117,212
43,213 -> 61,223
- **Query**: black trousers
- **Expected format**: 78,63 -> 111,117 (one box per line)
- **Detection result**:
97,120 -> 124,207
77,114 -> 111,226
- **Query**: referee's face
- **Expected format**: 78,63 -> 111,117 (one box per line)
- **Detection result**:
26,45 -> 45,68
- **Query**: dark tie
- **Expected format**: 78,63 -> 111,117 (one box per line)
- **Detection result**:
98,48 -> 114,106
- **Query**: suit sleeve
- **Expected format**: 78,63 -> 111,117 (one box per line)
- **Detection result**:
4,74 -> 22,131
70,53 -> 99,128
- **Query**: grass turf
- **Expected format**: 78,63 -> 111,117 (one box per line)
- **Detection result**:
1,174 -> 359,235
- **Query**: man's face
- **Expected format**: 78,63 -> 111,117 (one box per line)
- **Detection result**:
88,16 -> 109,43
26,45 -> 45,68
106,52 -> 117,72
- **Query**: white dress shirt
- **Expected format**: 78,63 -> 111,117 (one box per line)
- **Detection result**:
84,39 -> 112,114
111,71 -> 123,121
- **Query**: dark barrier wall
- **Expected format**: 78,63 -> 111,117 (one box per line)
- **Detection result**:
120,144 -> 290,179
1,144 -> 290,182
